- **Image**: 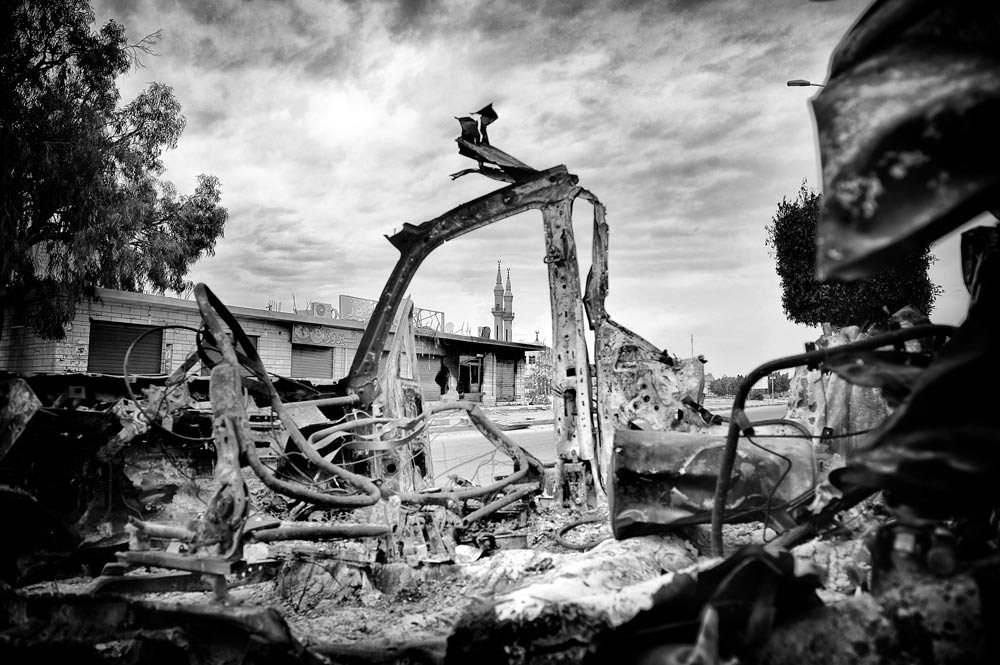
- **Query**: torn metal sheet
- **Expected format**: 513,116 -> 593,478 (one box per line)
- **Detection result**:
344,166 -> 581,409
0,379 -> 41,462
542,197 -> 600,504
0,592 -> 322,665
830,259 -> 1000,520
610,429 -> 815,540
812,0 -> 1000,281
961,224 -> 999,301
373,297 -> 434,494
583,192 -> 716,500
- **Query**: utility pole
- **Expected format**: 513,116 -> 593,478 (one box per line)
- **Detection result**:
690,334 -> 694,358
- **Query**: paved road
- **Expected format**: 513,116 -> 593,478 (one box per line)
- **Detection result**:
428,426 -> 555,486
426,402 -> 791,485
742,404 -> 788,422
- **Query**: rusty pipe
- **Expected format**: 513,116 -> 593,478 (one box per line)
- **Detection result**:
461,485 -> 536,527
345,169 -> 581,408
194,284 -> 382,507
395,466 -> 530,505
248,524 -> 390,543
292,395 -> 360,408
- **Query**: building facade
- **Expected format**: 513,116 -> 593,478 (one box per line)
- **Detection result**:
1,285 -> 541,405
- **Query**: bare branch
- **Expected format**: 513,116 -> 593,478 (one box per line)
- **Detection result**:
128,30 -> 163,69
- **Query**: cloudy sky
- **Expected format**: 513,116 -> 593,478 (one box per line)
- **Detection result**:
92,0 -> 979,378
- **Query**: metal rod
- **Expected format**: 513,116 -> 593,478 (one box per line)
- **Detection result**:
248,524 -> 391,542
293,395 -> 360,408
710,324 -> 957,557
461,485 -> 536,526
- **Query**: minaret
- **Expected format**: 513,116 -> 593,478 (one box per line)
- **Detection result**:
502,268 -> 515,342
491,261 -> 504,340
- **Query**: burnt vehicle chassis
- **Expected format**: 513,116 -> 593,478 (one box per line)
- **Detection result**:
0,113 -> 750,578
0,115 -> 846,659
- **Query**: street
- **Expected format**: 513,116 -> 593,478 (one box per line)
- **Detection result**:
426,402 -> 790,485
428,426 -> 555,486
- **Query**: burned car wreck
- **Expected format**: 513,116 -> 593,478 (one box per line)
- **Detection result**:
3,1 -> 1000,662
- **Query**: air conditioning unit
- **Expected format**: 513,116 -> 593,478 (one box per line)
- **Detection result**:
310,302 -> 334,318
478,326 -> 491,338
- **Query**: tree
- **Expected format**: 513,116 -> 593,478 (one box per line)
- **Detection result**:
765,183 -> 939,329
770,371 -> 790,394
709,375 -> 744,397
708,373 -> 787,399
1,0 -> 227,339
524,359 -> 552,405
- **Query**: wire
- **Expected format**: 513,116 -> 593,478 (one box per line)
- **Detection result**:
555,515 -> 607,551
194,284 -> 381,507
738,429 -> 873,440
122,324 -> 201,399
745,434 -> 793,543
710,323 -> 958,557
435,447 -> 499,481
745,418 -> 818,485
121,324 -> 216,443
471,449 -> 505,485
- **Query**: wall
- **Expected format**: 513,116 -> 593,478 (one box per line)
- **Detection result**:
514,357 -> 527,400
2,290 -> 540,406
1,290 -> 295,376
0,307 -> 87,373
481,353 -> 496,404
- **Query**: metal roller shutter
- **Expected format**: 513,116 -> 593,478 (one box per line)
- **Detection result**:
332,347 -> 347,379
417,356 -> 444,403
291,346 -> 333,379
88,321 -> 163,375
496,358 -> 516,402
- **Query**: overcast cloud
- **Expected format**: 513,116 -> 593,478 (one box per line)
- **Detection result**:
93,0 -> 978,378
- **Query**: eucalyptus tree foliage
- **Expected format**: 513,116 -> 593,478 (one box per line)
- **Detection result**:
765,183 -> 939,330
1,0 -> 227,339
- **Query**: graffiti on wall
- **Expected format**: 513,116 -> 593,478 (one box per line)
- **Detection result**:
292,325 -> 360,347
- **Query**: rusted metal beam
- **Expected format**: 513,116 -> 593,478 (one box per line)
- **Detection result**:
87,562 -> 281,595
461,485 -> 536,527
248,524 -> 391,543
345,167 -> 580,408
129,519 -> 195,543
194,284 -> 382,508
430,400 -> 544,474
541,198 -> 599,505
375,298 -> 434,492
195,361 -> 250,558
290,395 -> 360,408
117,550 -> 234,576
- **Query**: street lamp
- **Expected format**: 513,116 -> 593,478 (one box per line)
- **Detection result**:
786,79 -> 826,87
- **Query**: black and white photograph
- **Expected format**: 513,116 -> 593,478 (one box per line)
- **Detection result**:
2,0 -> 998,662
